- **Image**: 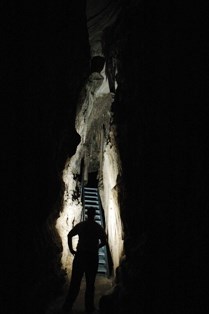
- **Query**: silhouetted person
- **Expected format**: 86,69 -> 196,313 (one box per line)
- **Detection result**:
62,207 -> 107,313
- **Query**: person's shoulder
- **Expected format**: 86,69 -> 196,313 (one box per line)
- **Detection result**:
74,221 -> 83,226
95,221 -> 105,231
73,221 -> 85,230
77,221 -> 86,227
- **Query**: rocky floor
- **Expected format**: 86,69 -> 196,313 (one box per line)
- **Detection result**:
46,274 -> 113,314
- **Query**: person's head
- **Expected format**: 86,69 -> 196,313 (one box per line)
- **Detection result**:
86,207 -> 96,220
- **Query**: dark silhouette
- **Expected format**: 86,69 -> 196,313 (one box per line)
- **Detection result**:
62,207 -> 107,313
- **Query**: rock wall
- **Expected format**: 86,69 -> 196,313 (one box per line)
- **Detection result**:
99,1 -> 208,313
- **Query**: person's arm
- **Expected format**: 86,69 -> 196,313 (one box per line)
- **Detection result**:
67,225 -> 79,255
98,229 -> 107,249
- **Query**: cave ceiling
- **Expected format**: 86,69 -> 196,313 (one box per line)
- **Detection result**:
86,0 -> 121,57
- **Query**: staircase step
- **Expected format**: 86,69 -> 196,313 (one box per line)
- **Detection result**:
84,187 -> 97,192
84,215 -> 101,219
84,196 -> 97,198
85,201 -> 99,205
98,265 -> 107,273
85,204 -> 99,209
85,197 -> 99,200
84,190 -> 98,195
85,208 -> 100,212
84,190 -> 98,194
84,201 -> 99,204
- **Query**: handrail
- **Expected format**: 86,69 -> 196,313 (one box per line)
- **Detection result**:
80,158 -> 85,221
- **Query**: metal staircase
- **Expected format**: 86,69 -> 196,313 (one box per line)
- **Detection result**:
82,187 -> 109,276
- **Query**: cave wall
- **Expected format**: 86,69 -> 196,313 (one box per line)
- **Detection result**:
4,1 -> 90,313
99,126 -> 124,276
102,1 -> 208,313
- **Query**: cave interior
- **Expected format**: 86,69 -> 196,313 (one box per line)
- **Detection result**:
2,1 -> 208,314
